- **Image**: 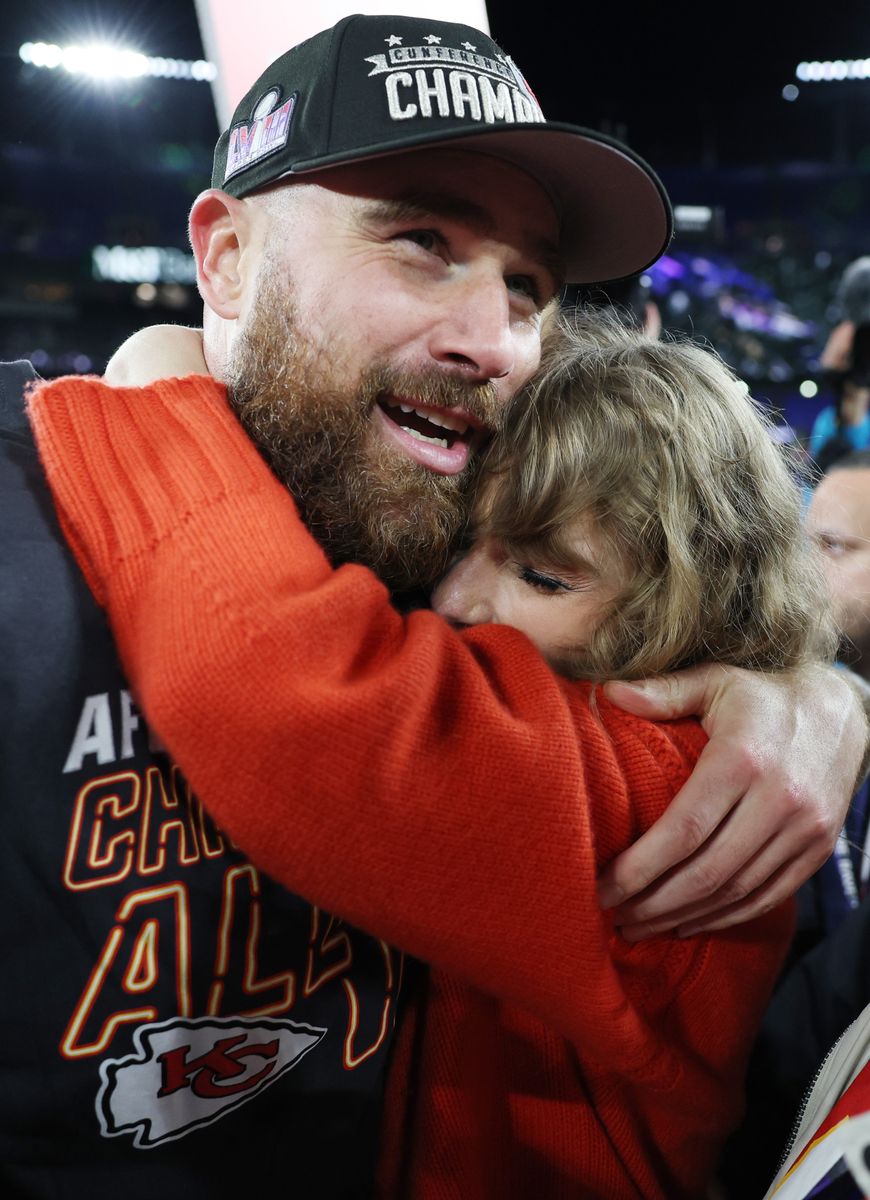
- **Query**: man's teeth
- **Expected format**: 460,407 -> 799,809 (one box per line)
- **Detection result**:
404,428 -> 449,447
391,402 -> 470,435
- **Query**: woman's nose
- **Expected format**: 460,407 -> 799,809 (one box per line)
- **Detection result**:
431,542 -> 497,627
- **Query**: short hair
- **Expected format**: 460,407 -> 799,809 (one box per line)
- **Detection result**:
479,311 -> 836,680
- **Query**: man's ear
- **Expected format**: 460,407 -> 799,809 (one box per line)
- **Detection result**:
188,189 -> 251,320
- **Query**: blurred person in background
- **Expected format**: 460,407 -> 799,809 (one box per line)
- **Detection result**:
809,450 -> 870,684
809,328 -> 870,474
811,259 -> 870,472
796,451 -> 870,939
819,256 -> 870,374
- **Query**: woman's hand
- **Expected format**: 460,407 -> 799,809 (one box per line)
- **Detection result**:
104,325 -> 208,386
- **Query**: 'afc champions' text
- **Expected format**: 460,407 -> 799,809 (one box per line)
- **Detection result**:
59,690 -> 399,1071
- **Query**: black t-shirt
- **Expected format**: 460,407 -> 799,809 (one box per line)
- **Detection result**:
0,363 -> 404,1197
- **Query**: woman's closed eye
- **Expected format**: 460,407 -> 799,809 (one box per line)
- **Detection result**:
516,565 -> 577,594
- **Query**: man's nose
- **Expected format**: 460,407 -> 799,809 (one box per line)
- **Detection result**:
428,273 -> 515,383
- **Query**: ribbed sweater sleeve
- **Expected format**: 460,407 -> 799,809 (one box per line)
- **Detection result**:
28,375 -> 792,1081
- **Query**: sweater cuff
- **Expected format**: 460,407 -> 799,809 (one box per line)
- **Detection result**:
27,373 -> 293,602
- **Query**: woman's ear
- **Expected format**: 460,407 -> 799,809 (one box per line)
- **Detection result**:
188,188 -> 250,320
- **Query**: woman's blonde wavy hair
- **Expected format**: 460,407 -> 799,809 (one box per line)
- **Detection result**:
478,310 -> 836,680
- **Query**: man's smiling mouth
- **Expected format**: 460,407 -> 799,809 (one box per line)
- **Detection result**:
377,397 -> 473,449
373,394 -> 487,476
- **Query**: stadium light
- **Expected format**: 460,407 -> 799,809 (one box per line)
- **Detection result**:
92,245 -> 197,285
673,205 -> 718,236
62,45 -> 148,79
19,41 -> 216,83
796,58 -> 870,83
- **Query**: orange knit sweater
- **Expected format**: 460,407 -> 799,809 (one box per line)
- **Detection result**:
29,375 -> 792,1200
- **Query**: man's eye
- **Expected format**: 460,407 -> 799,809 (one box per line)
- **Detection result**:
506,275 -> 540,303
396,229 -> 442,252
518,565 -> 570,594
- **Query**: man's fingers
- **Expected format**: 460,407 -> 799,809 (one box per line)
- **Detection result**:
609,805 -> 823,927
603,663 -> 723,722
604,662 -> 864,931
597,737 -> 749,907
614,842 -> 795,938
616,830 -> 830,941
675,857 -> 812,936
617,886 -> 776,942
617,872 -> 791,943
596,795 -> 722,907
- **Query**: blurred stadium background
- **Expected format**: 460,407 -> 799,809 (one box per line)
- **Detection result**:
2,0 -> 870,439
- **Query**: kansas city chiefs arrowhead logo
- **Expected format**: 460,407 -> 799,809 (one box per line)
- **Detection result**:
97,1016 -> 327,1147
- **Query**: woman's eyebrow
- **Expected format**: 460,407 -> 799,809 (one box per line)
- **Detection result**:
554,554 -> 601,581
510,540 -> 602,580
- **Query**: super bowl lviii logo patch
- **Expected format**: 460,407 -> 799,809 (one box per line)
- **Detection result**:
225,88 -> 296,183
365,33 -> 545,126
97,1015 -> 326,1147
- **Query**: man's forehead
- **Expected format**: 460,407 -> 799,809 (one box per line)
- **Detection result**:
822,469 -> 870,502
812,470 -> 870,527
311,151 -> 564,278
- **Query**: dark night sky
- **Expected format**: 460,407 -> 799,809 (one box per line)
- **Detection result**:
1,1 -> 866,379
489,2 -> 870,170
2,1 -> 869,170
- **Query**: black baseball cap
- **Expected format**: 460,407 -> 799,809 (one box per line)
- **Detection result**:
212,13 -> 672,285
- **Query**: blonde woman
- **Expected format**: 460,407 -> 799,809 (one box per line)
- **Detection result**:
433,314 -> 828,680
30,315 -> 835,1199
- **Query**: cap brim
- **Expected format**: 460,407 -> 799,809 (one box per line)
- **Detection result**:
287,123 -> 673,286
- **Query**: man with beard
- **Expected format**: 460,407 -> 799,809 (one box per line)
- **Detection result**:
1,13 -> 867,1199
809,452 -> 870,681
